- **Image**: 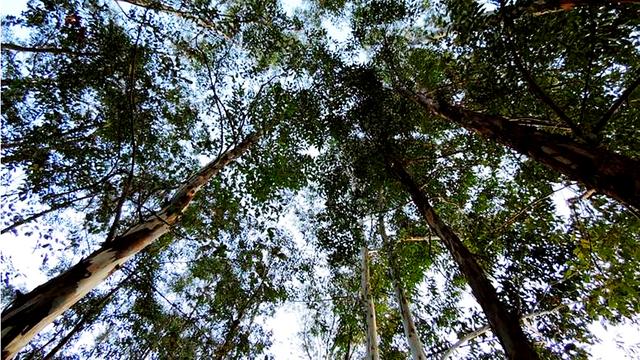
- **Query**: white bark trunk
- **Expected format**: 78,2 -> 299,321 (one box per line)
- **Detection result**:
360,247 -> 380,360
1,131 -> 261,359
392,269 -> 427,360
378,218 -> 427,360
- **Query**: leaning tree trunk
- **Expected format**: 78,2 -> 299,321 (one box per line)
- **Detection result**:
360,247 -> 380,360
1,131 -> 262,360
378,219 -> 427,360
400,89 -> 640,210
386,157 -> 539,360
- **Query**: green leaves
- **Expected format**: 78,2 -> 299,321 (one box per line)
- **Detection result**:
3,0 -> 640,358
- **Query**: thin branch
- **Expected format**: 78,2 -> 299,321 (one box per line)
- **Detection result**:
105,12 -> 147,243
500,15 -> 583,140
527,0 -> 640,15
1,193 -> 95,235
593,71 -> 640,135
118,0 -> 232,40
441,304 -> 566,360
1,43 -> 98,56
493,185 -> 569,235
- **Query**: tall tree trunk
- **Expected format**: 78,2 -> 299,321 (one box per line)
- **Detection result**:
1,131 -> 262,360
360,247 -> 380,360
399,89 -> 640,209
385,157 -> 539,360
378,219 -> 427,360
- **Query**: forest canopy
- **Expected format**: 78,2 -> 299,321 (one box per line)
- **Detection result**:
1,0 -> 639,359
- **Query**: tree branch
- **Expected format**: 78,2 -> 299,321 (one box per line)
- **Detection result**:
1,194 -> 95,235
441,304 -> 566,360
118,0 -> 232,40
526,0 -> 640,16
1,43 -> 98,56
593,71 -> 640,135
500,15 -> 584,140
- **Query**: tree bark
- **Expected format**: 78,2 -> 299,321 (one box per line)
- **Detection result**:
385,158 -> 539,360
0,131 -> 262,359
360,247 -> 380,360
378,219 -> 427,360
400,89 -> 640,209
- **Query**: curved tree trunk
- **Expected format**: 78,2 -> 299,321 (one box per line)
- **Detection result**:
385,157 -> 539,360
1,131 -> 262,359
360,247 -> 380,360
400,89 -> 640,209
378,219 -> 427,360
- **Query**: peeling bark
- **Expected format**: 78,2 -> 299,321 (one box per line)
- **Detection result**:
386,158 -> 539,360
1,131 -> 261,359
400,89 -> 640,209
360,247 -> 380,360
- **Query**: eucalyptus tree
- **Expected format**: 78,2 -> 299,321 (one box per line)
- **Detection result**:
379,218 -> 427,360
399,0 -> 640,209
1,0 -> 310,357
303,38 -> 637,355
2,0 -> 640,358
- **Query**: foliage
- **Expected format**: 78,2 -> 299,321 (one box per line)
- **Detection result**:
2,0 -> 639,359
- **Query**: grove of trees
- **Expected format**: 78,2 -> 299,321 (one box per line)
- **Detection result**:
1,0 -> 639,359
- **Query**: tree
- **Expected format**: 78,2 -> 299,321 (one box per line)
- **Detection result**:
385,153 -> 539,359
1,131 -> 261,359
360,247 -> 381,360
2,0 -> 640,358
379,217 -> 428,360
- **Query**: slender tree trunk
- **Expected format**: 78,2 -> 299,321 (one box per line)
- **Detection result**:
378,219 -> 427,360
400,89 -> 640,209
360,247 -> 380,360
212,266 -> 268,360
1,131 -> 262,359
385,157 -> 539,360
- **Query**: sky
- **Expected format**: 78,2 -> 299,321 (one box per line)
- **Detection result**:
2,0 -> 640,359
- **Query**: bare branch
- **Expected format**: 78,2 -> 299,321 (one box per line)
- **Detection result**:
1,194 -> 95,235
